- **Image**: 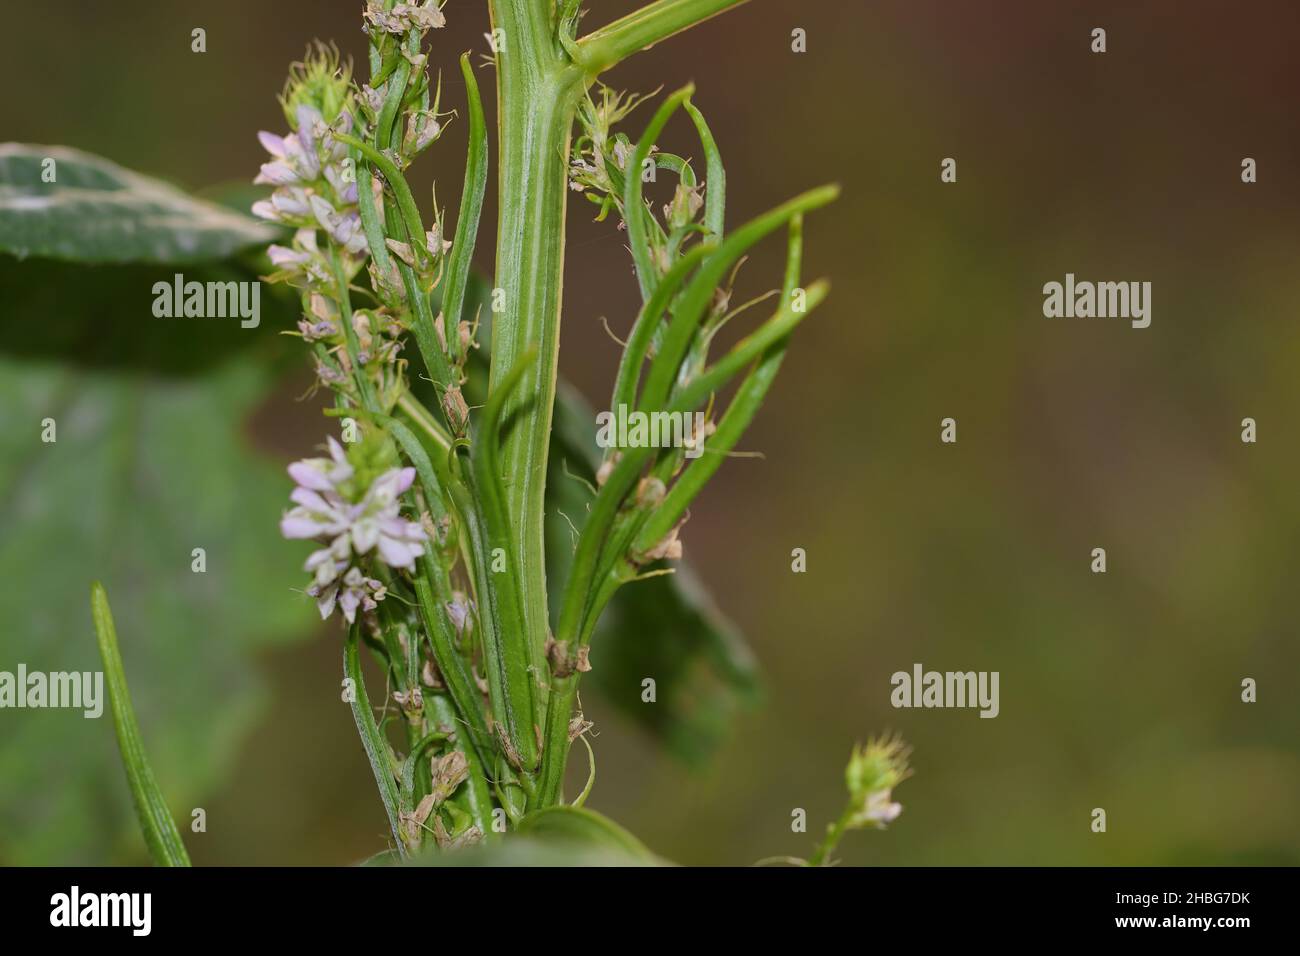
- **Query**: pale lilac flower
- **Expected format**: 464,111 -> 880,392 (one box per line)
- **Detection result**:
252,102 -> 362,270
258,130 -> 287,157
349,467 -> 426,569
309,565 -> 386,624
299,317 -> 337,341
253,187 -> 314,224
309,194 -> 367,254
319,108 -> 353,163
267,244 -> 310,269
254,160 -> 300,186
280,437 -> 429,623
361,84 -> 385,114
304,534 -> 350,588
325,164 -> 359,205
314,355 -> 348,387
294,104 -> 324,176
272,187 -> 313,218
298,293 -> 339,340
861,790 -> 903,825
285,436 -> 353,498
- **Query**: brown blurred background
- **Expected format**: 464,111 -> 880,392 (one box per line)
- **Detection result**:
3,0 -> 1299,864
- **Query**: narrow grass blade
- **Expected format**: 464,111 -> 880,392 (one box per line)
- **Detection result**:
344,626 -> 407,855
89,582 -> 191,867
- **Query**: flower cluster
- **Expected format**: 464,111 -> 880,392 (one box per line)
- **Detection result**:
252,46 -> 363,268
280,437 -> 428,623
568,86 -> 657,216
844,734 -> 911,828
252,43 -> 426,409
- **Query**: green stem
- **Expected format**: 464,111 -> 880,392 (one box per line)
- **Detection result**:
471,351 -> 542,770
486,0 -> 760,809
328,246 -> 378,413
333,131 -> 427,266
487,1 -> 585,750
808,809 -> 850,867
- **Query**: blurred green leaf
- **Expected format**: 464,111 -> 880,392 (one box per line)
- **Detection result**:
0,346 -> 312,864
0,255 -> 294,375
401,835 -> 659,866
0,143 -> 278,264
515,805 -> 658,861
545,381 -> 761,766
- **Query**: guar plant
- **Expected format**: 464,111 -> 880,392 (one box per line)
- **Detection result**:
15,0 -> 912,866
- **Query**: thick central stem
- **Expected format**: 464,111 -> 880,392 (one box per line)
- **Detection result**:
487,2 -> 585,731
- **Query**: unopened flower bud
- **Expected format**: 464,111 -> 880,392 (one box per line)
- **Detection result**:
441,385 -> 470,434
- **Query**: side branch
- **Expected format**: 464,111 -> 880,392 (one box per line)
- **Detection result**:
576,0 -> 751,74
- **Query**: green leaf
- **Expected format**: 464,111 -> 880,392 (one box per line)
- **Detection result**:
89,583 -> 191,866
0,319 -> 312,864
0,143 -> 278,264
515,805 -> 658,861
544,381 -> 761,766
439,53 -> 489,363
400,836 -> 659,866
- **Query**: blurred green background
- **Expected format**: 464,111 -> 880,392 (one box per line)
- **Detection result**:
2,0 -> 1298,865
